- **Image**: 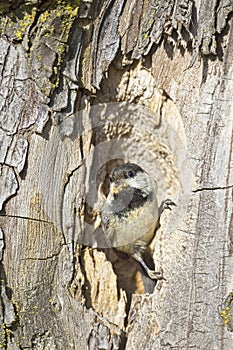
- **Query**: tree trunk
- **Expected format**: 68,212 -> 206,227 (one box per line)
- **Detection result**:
0,0 -> 233,349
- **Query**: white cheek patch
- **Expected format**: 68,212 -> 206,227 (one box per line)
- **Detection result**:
126,172 -> 157,196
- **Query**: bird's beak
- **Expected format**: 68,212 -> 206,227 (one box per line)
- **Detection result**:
111,181 -> 127,194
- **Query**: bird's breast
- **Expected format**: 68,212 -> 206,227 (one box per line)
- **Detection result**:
101,193 -> 158,248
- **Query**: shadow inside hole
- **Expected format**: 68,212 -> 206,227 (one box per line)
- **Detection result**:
79,247 -> 94,310
104,248 -> 157,316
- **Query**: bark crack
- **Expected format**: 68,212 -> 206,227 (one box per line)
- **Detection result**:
192,184 -> 233,193
20,249 -> 64,261
0,214 -> 53,225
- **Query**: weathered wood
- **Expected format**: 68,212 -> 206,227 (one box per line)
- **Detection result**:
0,0 -> 233,349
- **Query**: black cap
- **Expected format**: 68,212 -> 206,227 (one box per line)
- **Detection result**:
109,163 -> 144,182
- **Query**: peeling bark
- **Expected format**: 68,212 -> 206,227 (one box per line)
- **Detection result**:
0,0 -> 233,349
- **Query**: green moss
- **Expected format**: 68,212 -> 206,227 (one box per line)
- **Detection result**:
1,0 -> 80,40
38,0 -> 80,84
36,0 -> 80,91
0,5 -> 38,40
0,0 -> 80,96
220,292 -> 233,332
0,323 -> 6,347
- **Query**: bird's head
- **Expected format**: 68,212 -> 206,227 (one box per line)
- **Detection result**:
109,163 -> 156,198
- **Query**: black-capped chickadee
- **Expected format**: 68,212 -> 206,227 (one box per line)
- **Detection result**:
101,163 -> 174,280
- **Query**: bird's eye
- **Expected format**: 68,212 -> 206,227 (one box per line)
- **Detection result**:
109,174 -> 113,182
127,170 -> 134,178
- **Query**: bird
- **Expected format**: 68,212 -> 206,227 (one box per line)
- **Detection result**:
101,163 -> 169,280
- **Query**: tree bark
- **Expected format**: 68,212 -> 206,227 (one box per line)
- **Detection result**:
0,0 -> 233,349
